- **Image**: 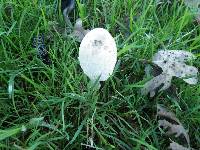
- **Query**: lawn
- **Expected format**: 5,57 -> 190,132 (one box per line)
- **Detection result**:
0,0 -> 199,149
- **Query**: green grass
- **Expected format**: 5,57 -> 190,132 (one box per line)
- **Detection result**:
0,0 -> 200,149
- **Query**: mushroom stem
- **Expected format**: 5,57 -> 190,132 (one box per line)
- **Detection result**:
88,79 -> 101,91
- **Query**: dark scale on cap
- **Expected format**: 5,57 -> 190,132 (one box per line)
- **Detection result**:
190,69 -> 194,72
183,58 -> 187,61
172,57 -> 176,61
171,63 -> 176,67
93,40 -> 103,46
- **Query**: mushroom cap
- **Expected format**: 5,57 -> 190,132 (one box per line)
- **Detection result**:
78,28 -> 117,81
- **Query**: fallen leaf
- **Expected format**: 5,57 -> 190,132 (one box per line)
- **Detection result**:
158,120 -> 189,141
184,0 -> 200,23
141,73 -> 172,97
157,104 -> 180,123
72,18 -> 90,42
157,105 -> 191,149
169,141 -> 191,150
141,50 -> 198,97
153,50 -> 198,84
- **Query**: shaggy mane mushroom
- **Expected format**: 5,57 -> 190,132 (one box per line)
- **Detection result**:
78,28 -> 117,84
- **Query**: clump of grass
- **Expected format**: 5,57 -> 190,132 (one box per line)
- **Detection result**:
0,0 -> 199,149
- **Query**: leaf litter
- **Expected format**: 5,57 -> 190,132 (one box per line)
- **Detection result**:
157,0 -> 200,23
71,18 -> 90,42
157,104 -> 194,150
141,50 -> 198,97
184,0 -> 200,23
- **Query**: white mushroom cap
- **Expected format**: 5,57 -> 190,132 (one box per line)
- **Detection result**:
78,28 -> 117,81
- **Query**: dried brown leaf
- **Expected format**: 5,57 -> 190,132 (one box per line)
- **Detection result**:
72,18 -> 90,42
158,120 -> 189,140
184,0 -> 200,23
141,73 -> 172,97
48,21 -> 66,35
157,104 -> 180,123
157,105 -> 190,147
184,0 -> 200,9
141,50 -> 198,97
153,50 -> 195,63
169,141 -> 191,150
153,50 -> 198,85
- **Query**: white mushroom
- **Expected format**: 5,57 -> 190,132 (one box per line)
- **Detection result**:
78,28 -> 117,83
